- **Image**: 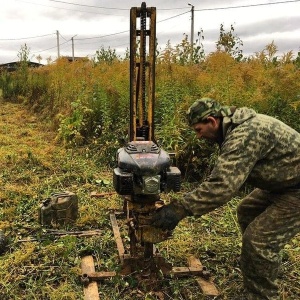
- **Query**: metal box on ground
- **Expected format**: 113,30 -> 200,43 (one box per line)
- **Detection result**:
38,191 -> 78,226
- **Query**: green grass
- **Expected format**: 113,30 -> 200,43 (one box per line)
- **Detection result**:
0,100 -> 299,299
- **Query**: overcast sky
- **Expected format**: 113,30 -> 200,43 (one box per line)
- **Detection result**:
1,0 -> 300,64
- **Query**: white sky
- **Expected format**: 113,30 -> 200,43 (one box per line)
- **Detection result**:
0,0 -> 300,64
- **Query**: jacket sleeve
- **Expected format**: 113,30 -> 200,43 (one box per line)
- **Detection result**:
181,123 -> 272,216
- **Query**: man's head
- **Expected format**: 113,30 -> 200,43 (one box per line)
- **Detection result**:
186,98 -> 232,126
186,98 -> 233,142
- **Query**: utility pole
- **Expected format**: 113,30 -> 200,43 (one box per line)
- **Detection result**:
188,3 -> 194,46
188,3 -> 194,61
71,35 -> 77,62
56,30 -> 60,59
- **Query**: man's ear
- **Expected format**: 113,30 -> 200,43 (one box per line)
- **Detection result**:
206,116 -> 219,128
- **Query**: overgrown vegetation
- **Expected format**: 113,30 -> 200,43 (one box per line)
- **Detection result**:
2,31 -> 300,180
0,26 -> 300,299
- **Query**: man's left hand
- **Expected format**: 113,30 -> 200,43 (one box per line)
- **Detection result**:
151,202 -> 189,231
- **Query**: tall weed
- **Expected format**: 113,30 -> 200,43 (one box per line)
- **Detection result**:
2,44 -> 300,174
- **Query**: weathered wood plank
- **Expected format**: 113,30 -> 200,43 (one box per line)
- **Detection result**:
81,256 -> 100,300
187,255 -> 219,296
110,212 -> 125,264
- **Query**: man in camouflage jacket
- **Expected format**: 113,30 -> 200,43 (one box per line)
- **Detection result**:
151,98 -> 300,300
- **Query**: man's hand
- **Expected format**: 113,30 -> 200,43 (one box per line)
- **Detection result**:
151,202 -> 189,231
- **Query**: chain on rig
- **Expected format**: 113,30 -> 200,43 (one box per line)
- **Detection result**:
80,3 -> 219,298
129,1 -> 156,142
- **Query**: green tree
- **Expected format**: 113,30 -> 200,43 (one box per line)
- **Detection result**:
94,46 -> 120,64
15,44 -> 31,97
17,43 -> 30,63
216,24 -> 243,61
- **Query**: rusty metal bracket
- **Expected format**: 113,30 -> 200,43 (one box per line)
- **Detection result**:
81,271 -> 116,285
170,266 -> 210,279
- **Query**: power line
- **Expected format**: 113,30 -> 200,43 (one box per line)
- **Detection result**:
75,30 -> 128,41
31,0 -> 300,11
0,33 -> 55,41
74,11 -> 191,41
41,0 -> 187,11
16,0 -> 300,13
16,0 -> 126,16
195,0 -> 300,12
46,0 -> 128,10
157,11 -> 190,23
59,33 -> 69,42
3,0 -> 300,62
34,44 -> 59,53
14,0 -> 188,21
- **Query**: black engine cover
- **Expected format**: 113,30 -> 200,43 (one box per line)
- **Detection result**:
117,141 -> 170,176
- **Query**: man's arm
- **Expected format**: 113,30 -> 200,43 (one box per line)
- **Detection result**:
181,124 -> 267,216
151,122 -> 272,230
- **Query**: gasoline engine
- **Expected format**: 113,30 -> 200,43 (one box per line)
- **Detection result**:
114,140 -> 181,245
113,2 -> 181,261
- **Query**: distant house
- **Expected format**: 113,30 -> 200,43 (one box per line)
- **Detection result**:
0,61 -> 44,72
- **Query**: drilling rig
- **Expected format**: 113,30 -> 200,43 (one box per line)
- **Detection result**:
113,1 -> 181,279
80,3 -> 219,298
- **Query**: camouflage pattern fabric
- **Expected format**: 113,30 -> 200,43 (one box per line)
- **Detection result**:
0,229 -> 6,254
180,106 -> 300,299
186,97 -> 235,126
237,189 -> 300,300
182,106 -> 300,213
237,188 -> 300,300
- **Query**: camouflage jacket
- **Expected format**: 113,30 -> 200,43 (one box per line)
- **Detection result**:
182,107 -> 300,216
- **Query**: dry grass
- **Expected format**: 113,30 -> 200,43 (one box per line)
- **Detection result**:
0,99 -> 299,299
